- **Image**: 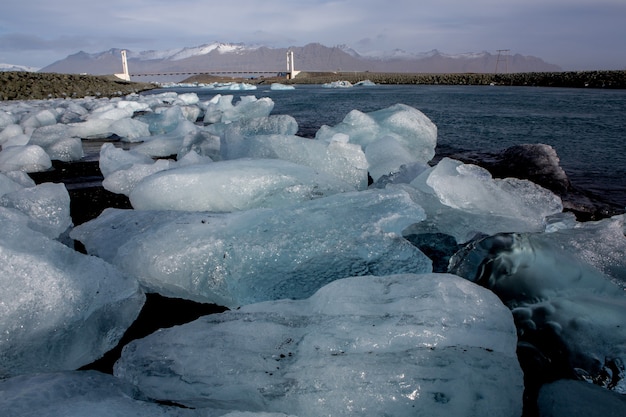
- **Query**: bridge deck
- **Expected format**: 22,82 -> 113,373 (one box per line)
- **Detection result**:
131,70 -> 284,77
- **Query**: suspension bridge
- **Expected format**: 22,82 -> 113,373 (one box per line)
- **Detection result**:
114,50 -> 300,81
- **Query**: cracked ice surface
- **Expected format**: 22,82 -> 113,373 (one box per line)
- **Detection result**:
0,209 -> 145,378
114,274 -> 523,417
71,187 -> 431,308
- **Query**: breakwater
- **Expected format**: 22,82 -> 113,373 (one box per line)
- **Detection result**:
287,70 -> 626,89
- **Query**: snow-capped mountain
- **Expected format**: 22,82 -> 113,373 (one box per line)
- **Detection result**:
128,42 -> 255,62
39,41 -> 562,76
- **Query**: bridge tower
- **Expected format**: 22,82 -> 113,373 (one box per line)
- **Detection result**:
114,50 -> 131,81
287,50 -> 301,79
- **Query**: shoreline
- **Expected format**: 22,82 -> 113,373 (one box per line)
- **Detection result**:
186,70 -> 626,89
0,72 -> 156,101
1,70 -> 625,101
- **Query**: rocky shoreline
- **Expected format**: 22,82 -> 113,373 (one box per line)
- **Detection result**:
0,72 -> 156,101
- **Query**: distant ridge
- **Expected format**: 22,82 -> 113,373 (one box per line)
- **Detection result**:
39,42 -> 561,76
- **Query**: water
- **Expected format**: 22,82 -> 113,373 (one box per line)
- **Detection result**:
154,84 -> 626,208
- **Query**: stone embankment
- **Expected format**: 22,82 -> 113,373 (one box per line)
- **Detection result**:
286,70 -> 626,88
0,72 -> 156,101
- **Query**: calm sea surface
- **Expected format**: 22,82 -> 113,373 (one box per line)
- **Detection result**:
160,84 -> 626,207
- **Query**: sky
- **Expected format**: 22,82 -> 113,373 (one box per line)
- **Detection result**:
1,0 -> 625,70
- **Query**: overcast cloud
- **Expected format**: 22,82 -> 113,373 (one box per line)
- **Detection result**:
1,0 -> 624,70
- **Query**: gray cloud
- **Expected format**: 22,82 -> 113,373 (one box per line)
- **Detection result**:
1,0 -> 624,69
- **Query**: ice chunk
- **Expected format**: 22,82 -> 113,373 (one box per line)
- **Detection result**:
58,101 -> 89,124
129,158 -> 355,211
114,274 -> 523,416
29,124 -> 68,148
0,124 -> 23,145
0,182 -> 72,238
316,104 -> 437,171
103,158 -> 172,196
371,162 -> 430,188
223,115 -> 299,138
45,137 -> 84,161
87,105 -> 134,121
202,95 -> 273,124
0,371 -> 298,417
322,80 -> 353,88
0,210 -> 145,377
365,134 -> 418,180
224,96 -> 273,122
0,145 -> 52,173
0,110 -> 17,130
68,118 -> 114,139
175,149 -> 214,167
3,171 -> 35,188
109,117 -> 151,141
270,83 -> 295,90
137,105 -> 187,135
98,143 -> 152,177
179,104 -> 202,122
0,172 -> 26,197
221,134 -> 369,190
448,232 -> 626,393
116,99 -> 150,113
0,371 -> 189,417
20,109 -> 57,129
29,124 -> 84,161
409,158 -> 563,234
71,188 -> 430,307
177,129 -> 221,161
201,94 -> 234,124
0,131 -> 30,148
214,82 -> 257,91
537,379 -> 626,417
541,215 -> 626,286
132,120 -> 199,158
174,92 -> 200,105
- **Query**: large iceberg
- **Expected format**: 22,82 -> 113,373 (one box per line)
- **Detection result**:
71,187 -> 431,307
0,208 -> 145,377
114,274 -> 524,417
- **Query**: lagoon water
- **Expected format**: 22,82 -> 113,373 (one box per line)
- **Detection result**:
151,84 -> 626,208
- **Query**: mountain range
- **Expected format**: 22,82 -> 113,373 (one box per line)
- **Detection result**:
34,42 -> 561,76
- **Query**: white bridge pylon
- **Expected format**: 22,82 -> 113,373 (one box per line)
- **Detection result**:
114,50 -> 131,81
287,50 -> 300,79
